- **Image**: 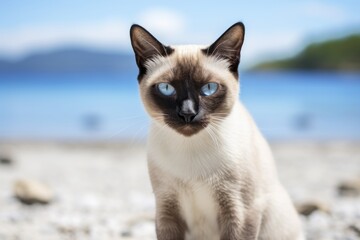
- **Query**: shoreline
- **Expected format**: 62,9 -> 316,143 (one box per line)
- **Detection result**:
1,140 -> 359,239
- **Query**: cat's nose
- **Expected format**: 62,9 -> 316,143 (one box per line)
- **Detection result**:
178,99 -> 198,123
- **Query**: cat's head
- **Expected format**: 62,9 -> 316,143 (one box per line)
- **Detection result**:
130,22 -> 245,137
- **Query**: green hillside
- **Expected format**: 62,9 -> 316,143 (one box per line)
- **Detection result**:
254,34 -> 360,71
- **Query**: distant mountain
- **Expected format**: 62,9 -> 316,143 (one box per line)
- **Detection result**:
253,34 -> 360,72
0,48 -> 137,73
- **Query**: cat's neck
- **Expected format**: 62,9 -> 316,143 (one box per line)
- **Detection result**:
147,101 -> 254,181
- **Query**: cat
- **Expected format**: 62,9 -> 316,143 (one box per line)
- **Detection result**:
130,22 -> 304,240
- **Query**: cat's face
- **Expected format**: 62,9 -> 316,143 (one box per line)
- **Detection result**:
130,23 -> 245,136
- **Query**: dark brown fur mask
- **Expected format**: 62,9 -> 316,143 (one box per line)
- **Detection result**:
130,22 -> 245,136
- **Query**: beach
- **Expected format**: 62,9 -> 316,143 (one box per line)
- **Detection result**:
0,141 -> 360,240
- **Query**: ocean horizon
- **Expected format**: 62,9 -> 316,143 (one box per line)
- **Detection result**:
0,71 -> 359,141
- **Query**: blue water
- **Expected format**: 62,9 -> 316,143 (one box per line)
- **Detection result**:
0,71 -> 359,141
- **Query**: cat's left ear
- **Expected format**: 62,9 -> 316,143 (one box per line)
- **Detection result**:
203,22 -> 245,74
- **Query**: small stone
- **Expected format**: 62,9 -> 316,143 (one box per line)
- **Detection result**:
296,201 -> 330,216
121,230 -> 132,237
349,224 -> 360,237
57,226 -> 76,235
0,155 -> 13,165
338,179 -> 360,197
13,179 -> 53,205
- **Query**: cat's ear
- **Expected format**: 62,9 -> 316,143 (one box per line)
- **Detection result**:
203,22 -> 245,74
130,24 -> 174,78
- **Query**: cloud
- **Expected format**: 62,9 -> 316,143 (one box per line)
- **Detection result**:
0,7 -> 187,58
302,2 -> 347,21
0,20 -> 130,58
242,31 -> 303,68
137,8 -> 186,41
0,18 -> 302,67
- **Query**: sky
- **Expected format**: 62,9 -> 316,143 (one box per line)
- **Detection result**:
0,0 -> 359,66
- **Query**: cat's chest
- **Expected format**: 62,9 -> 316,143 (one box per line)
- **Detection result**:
178,182 -> 220,240
154,148 -> 224,181
149,130 -> 236,180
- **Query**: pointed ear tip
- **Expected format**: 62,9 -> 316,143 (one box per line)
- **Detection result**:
130,25 -> 136,37
234,22 -> 245,31
130,24 -> 140,33
130,24 -> 148,36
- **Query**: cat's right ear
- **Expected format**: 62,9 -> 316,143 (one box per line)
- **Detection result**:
130,24 -> 174,79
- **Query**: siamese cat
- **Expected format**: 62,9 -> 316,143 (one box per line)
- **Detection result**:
130,22 -> 304,240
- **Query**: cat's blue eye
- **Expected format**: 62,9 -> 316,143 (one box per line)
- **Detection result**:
157,83 -> 176,96
200,82 -> 218,96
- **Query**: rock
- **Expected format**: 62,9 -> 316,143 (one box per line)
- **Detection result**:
349,224 -> 360,237
296,201 -> 330,216
121,230 -> 132,237
0,155 -> 13,165
337,179 -> 360,196
13,179 -> 53,205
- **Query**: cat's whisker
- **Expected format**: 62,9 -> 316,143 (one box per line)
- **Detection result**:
111,115 -> 147,123
108,115 -> 150,136
109,117 -> 149,139
204,128 -> 218,151
111,118 -> 145,135
150,122 -> 170,141
151,116 -> 168,123
211,113 -> 228,116
127,123 -> 148,147
210,120 -> 225,125
152,113 -> 168,118
208,122 -> 227,136
211,113 -> 228,119
210,121 -> 225,128
210,116 -> 226,120
209,117 -> 226,125
203,124 -> 219,151
212,112 -> 230,115
210,125 -> 222,149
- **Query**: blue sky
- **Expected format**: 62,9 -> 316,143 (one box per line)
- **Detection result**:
0,0 -> 359,66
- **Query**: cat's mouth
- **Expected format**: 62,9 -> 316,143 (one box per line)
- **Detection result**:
177,122 -> 207,136
165,118 -> 208,137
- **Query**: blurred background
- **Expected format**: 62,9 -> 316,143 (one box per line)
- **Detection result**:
0,1 -> 359,240
0,0 -> 359,140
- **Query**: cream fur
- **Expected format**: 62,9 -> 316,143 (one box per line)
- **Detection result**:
143,45 -> 304,240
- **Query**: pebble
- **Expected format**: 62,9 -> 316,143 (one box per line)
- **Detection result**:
0,155 -> 13,165
1,142 -> 360,240
349,224 -> 360,237
338,179 -> 360,197
13,179 -> 53,205
296,201 -> 330,216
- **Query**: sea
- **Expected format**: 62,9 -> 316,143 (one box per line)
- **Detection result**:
0,71 -> 359,141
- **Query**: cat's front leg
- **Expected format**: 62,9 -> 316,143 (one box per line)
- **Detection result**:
219,210 -> 262,240
155,195 -> 187,240
216,184 -> 262,240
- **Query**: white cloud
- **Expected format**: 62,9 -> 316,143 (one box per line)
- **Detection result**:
0,8 -> 187,59
242,31 -> 303,68
0,16 -> 303,68
0,20 -> 130,58
137,8 -> 186,42
0,3 -> 357,66
302,2 -> 347,21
